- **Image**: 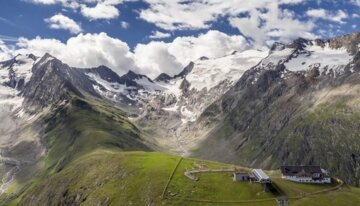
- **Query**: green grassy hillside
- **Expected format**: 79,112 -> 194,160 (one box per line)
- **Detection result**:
0,96 -> 152,204
4,151 -> 360,206
41,97 -> 151,174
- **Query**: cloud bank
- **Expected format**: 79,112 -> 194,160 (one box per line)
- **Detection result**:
0,31 -> 250,78
139,0 -> 318,47
15,33 -> 137,75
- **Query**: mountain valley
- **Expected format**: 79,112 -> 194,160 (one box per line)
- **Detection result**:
0,32 -> 359,205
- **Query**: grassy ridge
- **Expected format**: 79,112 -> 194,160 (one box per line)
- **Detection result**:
1,97 -> 151,205
12,151 -> 178,206
41,98 -> 151,174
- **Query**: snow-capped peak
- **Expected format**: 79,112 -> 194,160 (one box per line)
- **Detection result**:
259,40 -> 354,76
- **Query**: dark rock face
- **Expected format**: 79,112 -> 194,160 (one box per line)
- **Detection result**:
327,32 -> 360,54
199,56 -> 209,61
173,62 -> 194,79
154,61 -> 195,83
287,38 -> 311,50
193,32 -> 360,186
22,54 -> 100,112
180,78 -> 191,96
83,65 -> 123,83
6,67 -> 17,88
269,42 -> 285,54
154,73 -> 172,82
0,57 -> 17,68
19,54 -> 162,114
28,54 -> 38,61
22,55 -> 75,111
119,70 -> 153,88
122,70 -> 144,81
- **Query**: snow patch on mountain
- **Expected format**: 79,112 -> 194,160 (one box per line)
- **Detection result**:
261,48 -> 293,68
134,76 -> 165,92
0,54 -> 36,88
162,104 -> 179,112
284,43 -> 352,74
11,55 -> 35,84
260,41 -> 353,75
157,78 -> 183,97
86,73 -> 129,93
180,106 -> 196,123
185,50 -> 268,91
147,50 -> 267,122
154,50 -> 268,106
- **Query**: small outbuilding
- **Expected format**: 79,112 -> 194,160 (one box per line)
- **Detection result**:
233,172 -> 250,182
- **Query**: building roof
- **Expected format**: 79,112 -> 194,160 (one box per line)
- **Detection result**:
252,169 -> 270,180
281,166 -> 323,176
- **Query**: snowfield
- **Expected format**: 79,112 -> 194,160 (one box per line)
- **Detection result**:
185,50 -> 268,91
0,54 -> 35,86
260,42 -> 353,76
285,43 -> 352,74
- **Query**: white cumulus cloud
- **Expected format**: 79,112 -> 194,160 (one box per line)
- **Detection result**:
350,0 -> 360,6
15,33 -> 138,75
139,0 -> 313,47
307,9 -> 348,23
26,0 -> 132,19
229,5 -> 316,47
45,13 -> 82,34
81,3 -> 119,20
149,31 -> 171,39
30,0 -> 57,5
120,21 -> 129,29
134,41 -> 183,78
26,0 -> 80,9
0,40 -> 15,61
139,0 -> 309,31
134,30 -> 249,78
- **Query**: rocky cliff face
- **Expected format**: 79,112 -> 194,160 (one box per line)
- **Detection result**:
192,32 -> 360,186
22,54 -> 107,112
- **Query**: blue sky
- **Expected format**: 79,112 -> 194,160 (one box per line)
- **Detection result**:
0,0 -> 359,77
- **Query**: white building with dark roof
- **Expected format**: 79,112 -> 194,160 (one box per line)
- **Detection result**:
280,166 -> 331,184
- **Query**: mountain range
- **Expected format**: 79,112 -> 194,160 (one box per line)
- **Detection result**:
0,32 -> 359,205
